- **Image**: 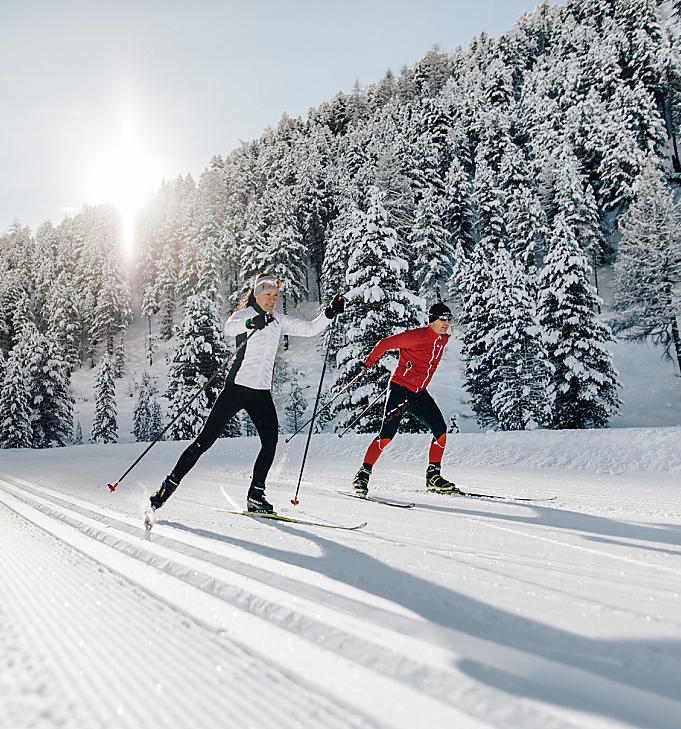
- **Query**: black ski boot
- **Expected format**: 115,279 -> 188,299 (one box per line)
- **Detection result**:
247,480 -> 275,513
352,464 -> 372,496
426,463 -> 461,494
150,474 -> 180,509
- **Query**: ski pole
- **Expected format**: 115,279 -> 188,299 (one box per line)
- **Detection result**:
108,327 -> 259,492
290,315 -> 338,506
284,366 -> 366,443
337,381 -> 390,438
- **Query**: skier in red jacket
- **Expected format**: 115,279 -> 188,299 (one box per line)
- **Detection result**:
352,301 -> 460,495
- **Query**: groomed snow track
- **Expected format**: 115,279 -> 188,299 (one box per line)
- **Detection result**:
2,473 -> 680,729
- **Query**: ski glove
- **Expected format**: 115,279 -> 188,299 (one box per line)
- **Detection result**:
325,294 -> 345,319
245,312 -> 274,330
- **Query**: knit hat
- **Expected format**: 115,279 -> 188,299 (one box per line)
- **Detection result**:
253,273 -> 282,296
428,301 -> 452,322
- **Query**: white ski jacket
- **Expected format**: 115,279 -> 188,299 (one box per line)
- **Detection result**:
224,307 -> 330,390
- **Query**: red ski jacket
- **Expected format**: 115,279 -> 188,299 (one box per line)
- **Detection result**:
364,325 -> 448,393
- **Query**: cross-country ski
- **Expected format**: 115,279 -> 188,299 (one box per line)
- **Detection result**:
338,491 -> 416,508
212,507 -> 367,531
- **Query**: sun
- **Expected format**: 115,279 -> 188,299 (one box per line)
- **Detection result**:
84,106 -> 162,257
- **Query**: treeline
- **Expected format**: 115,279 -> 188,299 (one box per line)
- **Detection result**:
2,0 -> 681,447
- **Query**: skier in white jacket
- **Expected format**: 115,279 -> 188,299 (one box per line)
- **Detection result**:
149,273 -> 344,514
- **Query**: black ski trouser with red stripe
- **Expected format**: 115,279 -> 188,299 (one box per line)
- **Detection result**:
171,382 -> 278,485
362,382 -> 447,466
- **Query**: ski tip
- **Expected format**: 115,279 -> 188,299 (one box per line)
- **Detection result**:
108,482 -> 118,492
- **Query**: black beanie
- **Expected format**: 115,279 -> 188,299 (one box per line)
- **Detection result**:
428,302 -> 452,323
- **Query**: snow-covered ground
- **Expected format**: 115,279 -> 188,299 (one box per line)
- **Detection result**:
1,426 -> 680,729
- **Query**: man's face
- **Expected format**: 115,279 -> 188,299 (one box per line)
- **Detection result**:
255,287 -> 279,312
429,316 -> 451,335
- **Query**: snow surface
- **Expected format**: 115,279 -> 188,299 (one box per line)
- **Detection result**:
1,426 -> 680,729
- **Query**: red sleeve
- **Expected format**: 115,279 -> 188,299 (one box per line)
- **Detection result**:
364,329 -> 420,366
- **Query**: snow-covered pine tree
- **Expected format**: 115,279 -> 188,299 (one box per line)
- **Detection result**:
113,334 -> 126,378
409,185 -> 454,299
0,348 -> 33,448
133,371 -> 163,442
166,293 -> 230,440
27,333 -> 74,448
538,212 -> 620,429
613,161 -> 681,374
332,186 -> 422,433
45,272 -> 80,370
442,157 -> 475,256
91,352 -> 118,443
285,372 -> 307,434
459,244 -> 497,429
156,245 -> 178,341
91,258 -> 133,356
486,247 -> 553,430
73,421 -> 83,445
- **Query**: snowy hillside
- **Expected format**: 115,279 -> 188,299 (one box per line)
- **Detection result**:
1,426 -> 680,729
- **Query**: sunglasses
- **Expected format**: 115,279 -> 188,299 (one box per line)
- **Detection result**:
437,314 -> 453,322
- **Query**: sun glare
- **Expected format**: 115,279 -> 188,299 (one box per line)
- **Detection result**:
84,106 -> 162,258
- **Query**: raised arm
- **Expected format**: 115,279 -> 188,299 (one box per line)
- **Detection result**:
364,329 -> 417,366
278,311 -> 330,337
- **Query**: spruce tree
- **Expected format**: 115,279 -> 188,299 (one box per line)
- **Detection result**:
410,185 -> 454,299
459,245 -> 499,429
91,353 -> 118,443
486,248 -> 553,430
613,161 -> 681,374
538,213 -> 620,428
331,186 -> 422,433
0,350 -> 33,448
166,293 -> 229,439
27,333 -> 74,448
133,371 -> 162,442
285,373 -> 308,434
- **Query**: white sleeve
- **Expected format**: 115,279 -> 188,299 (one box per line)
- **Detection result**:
224,309 -> 251,337
278,311 -> 330,337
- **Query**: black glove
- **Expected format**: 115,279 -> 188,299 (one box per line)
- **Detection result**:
325,294 -> 345,319
246,312 -> 274,330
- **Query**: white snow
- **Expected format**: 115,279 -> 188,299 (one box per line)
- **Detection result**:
1,425 -> 680,729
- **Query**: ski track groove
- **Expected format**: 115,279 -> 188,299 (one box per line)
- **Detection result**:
5,474 -> 681,729
0,486 -> 380,729
0,474 -> 601,729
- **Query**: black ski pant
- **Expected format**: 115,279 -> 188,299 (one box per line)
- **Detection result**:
377,382 -> 446,441
171,382 -> 278,486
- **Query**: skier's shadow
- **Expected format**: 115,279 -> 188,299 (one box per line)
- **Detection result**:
164,517 -> 680,728
411,499 -> 681,553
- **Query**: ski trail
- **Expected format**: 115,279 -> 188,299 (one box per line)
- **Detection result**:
0,497 -> 382,729
3,474 -> 680,729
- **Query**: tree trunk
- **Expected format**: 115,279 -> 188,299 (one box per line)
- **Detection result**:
671,314 -> 681,377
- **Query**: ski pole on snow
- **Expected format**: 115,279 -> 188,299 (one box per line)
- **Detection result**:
107,327 -> 259,493
284,366 -> 366,443
290,315 -> 338,506
337,381 -> 390,438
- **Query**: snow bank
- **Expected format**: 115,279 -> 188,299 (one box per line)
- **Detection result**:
314,427 -> 681,475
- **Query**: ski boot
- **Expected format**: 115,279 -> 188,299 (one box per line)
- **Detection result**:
351,464 -> 372,497
247,479 -> 275,513
426,463 -> 461,494
146,474 -> 180,529
150,474 -> 179,509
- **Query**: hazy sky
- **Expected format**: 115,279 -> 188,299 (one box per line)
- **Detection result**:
2,0 -> 555,234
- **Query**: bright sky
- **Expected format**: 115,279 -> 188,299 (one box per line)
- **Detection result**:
1,0 -> 556,236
